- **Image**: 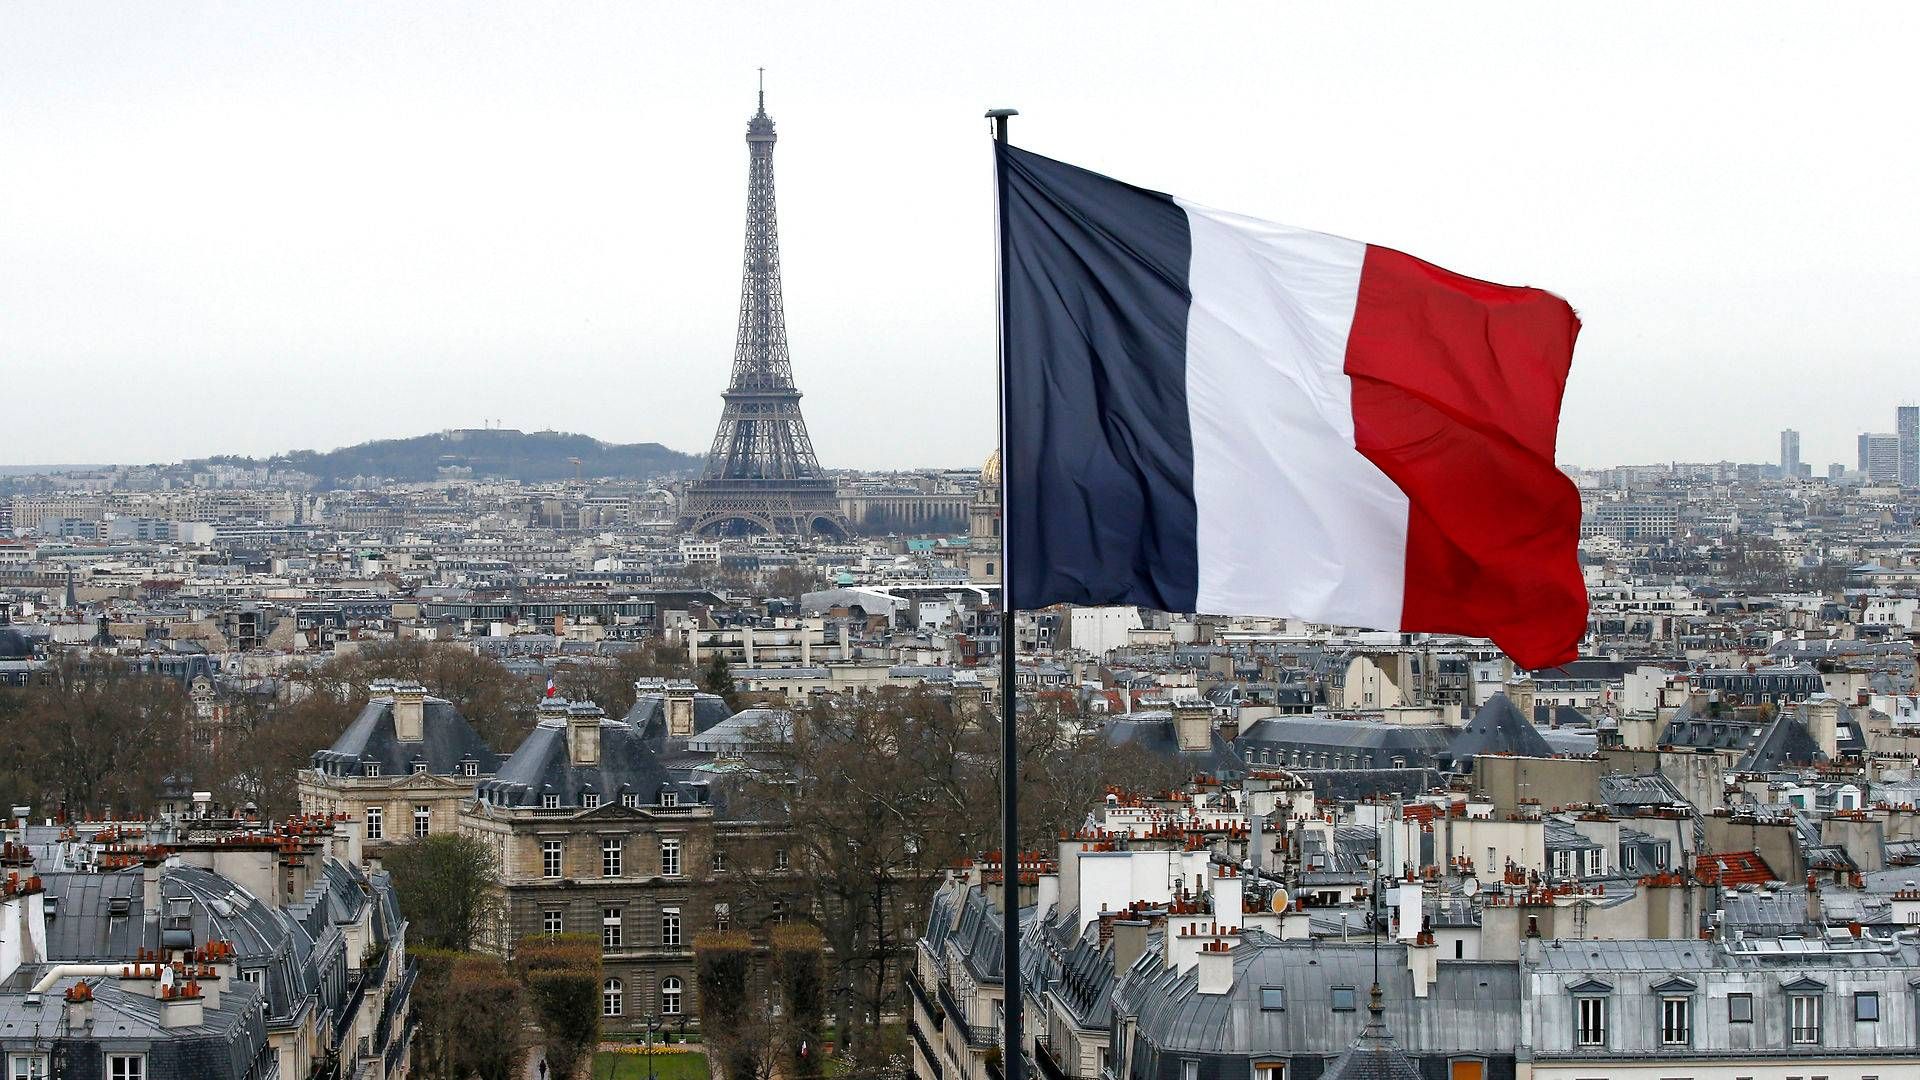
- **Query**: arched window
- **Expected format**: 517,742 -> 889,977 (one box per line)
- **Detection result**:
603,977 -> 623,1017
662,976 -> 683,1016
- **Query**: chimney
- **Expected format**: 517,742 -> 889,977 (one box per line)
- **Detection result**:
666,680 -> 697,737
1195,941 -> 1235,995
566,702 -> 604,766
391,681 -> 426,743
1210,864 -> 1244,931
1806,871 -> 1822,926
158,984 -> 205,1029
1111,919 -> 1150,974
1173,700 -> 1213,753
1807,696 -> 1840,760
1405,934 -> 1438,998
64,980 -> 94,1032
1035,870 -> 1060,921
142,850 -> 164,921
1506,676 -> 1537,721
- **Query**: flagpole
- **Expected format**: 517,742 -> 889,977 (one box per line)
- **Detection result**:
986,104 -> 1022,1080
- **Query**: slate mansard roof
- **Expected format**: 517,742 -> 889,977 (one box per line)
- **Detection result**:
1113,936 -> 1522,1059
623,685 -> 734,745
1236,715 -> 1452,770
1100,712 -> 1247,779
479,697 -> 697,808
309,686 -> 502,777
1445,693 -> 1554,768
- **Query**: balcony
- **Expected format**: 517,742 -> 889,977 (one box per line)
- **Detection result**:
908,1012 -> 943,1080
1034,1038 -> 1071,1080
905,967 -> 944,1030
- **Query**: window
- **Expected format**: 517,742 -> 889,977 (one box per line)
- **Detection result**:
712,848 -> 728,873
662,909 -> 682,947
362,762 -> 380,777
542,839 -> 563,878
660,790 -> 678,807
602,838 -> 622,877
772,898 -> 788,924
603,977 -> 623,1017
1447,1062 -> 1485,1080
1259,986 -> 1286,1011
773,847 -> 790,870
661,838 -> 681,877
1331,986 -> 1357,1011
603,907 -> 623,948
10,1055 -> 48,1080
1552,850 -> 1572,877
1790,993 -> 1821,1044
621,792 -> 641,809
108,1055 -> 144,1080
541,793 -> 561,810
662,975 -> 683,1015
1728,993 -> 1752,1023
1660,996 -> 1691,1045
1181,1061 -> 1199,1080
413,804 -> 431,839
411,762 -> 428,775
1582,849 -> 1603,877
714,903 -> 731,931
242,968 -> 263,986
543,909 -> 564,935
582,793 -> 601,810
365,807 -> 384,841
1576,996 -> 1607,1047
1855,992 -> 1879,1022
461,761 -> 478,777
1254,1063 -> 1284,1080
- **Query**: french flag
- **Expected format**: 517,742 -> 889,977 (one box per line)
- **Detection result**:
998,145 -> 1587,670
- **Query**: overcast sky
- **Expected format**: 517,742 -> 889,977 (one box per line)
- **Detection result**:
5,4 -> 1917,472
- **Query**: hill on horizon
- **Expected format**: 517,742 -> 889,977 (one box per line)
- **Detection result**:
206,428 -> 702,487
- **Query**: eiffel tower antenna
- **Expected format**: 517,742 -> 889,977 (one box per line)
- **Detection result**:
678,80 -> 850,539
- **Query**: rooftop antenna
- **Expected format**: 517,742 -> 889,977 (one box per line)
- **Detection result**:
757,67 -> 766,112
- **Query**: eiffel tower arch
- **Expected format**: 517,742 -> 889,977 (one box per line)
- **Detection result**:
679,83 -> 850,540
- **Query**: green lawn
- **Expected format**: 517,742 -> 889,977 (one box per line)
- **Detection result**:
593,1051 -> 712,1080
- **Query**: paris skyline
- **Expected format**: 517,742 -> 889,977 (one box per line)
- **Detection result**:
4,3 -> 1918,472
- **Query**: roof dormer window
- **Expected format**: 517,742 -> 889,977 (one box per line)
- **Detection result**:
541,793 -> 560,810
362,762 -> 381,778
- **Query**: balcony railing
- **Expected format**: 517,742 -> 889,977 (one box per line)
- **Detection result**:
904,967 -> 944,1030
908,1012 -> 943,1080
1034,1038 -> 1071,1080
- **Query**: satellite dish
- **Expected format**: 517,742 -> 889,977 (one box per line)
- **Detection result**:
1270,889 -> 1290,912
1462,876 -> 1481,897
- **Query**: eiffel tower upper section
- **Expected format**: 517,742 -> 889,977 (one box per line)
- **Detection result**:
679,83 -> 849,538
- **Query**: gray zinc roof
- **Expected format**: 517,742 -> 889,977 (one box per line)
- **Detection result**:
1116,937 -> 1521,1058
311,693 -> 501,776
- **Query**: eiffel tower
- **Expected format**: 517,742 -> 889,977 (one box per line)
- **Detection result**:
679,80 -> 850,539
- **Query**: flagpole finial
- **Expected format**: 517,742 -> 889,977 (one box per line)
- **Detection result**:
985,108 -> 1018,143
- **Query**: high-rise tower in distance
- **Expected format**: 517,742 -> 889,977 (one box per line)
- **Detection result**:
678,81 -> 850,538
1779,428 -> 1801,478
1898,404 -> 1918,488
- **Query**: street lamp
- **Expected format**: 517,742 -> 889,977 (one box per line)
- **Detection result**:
646,1013 -> 660,1080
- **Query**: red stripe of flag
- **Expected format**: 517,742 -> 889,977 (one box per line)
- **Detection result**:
1344,245 -> 1586,670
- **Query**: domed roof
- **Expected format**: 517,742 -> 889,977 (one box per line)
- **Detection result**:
982,449 -> 1000,487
